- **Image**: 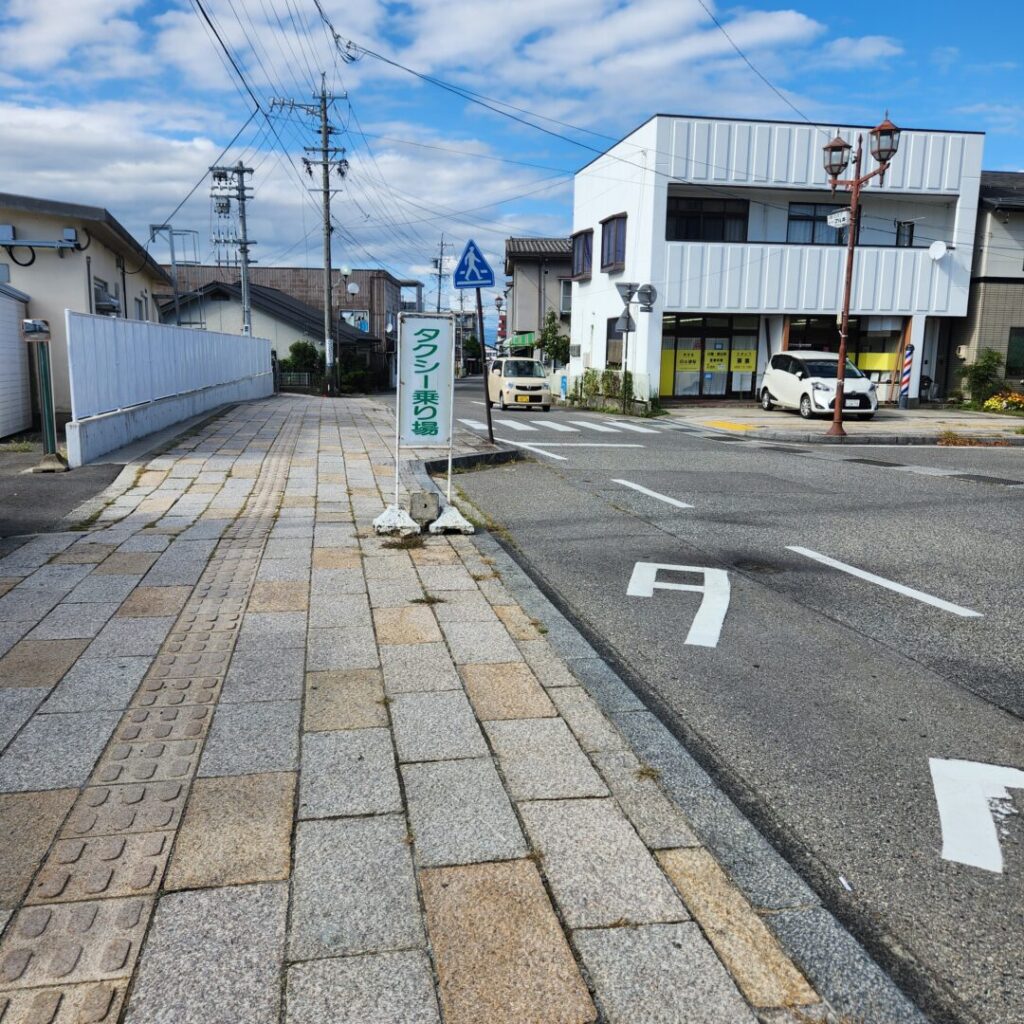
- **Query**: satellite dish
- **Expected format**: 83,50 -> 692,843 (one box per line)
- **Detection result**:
928,240 -> 948,262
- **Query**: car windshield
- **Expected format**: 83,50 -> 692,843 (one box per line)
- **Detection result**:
800,359 -> 864,380
504,360 -> 546,378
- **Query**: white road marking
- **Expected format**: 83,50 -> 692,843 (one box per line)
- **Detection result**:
471,400 -> 485,406
930,758 -> 1024,872
568,420 -> 620,433
494,418 -> 539,432
495,437 -> 567,460
893,466 -> 964,477
626,563 -> 731,647
612,479 -> 693,509
457,418 -> 489,431
786,546 -> 982,618
610,421 -> 659,434
531,420 -> 579,432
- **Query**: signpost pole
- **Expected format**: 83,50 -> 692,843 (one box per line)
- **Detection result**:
446,317 -> 456,503
477,286 -> 494,444
392,320 -> 403,511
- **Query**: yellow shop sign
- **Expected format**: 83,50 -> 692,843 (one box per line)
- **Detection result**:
730,349 -> 757,372
704,350 -> 729,372
676,350 -> 701,372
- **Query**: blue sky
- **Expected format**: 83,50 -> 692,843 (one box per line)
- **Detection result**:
1,0 -> 1021,322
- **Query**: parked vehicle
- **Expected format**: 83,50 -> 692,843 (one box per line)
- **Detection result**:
487,358 -> 551,411
759,351 -> 877,420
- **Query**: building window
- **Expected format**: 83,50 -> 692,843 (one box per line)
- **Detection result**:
93,277 -> 109,309
134,297 -> 144,320
559,279 -> 572,316
606,317 -> 623,368
895,221 -> 915,247
600,214 -> 627,272
571,230 -> 593,281
786,203 -> 856,245
1008,328 -> 1024,378
666,197 -> 748,242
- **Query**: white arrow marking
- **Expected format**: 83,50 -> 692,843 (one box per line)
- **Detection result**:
929,758 -> 1024,872
627,562 -> 730,647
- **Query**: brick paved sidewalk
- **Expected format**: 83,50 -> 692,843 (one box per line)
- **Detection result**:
1,395 -> 831,1023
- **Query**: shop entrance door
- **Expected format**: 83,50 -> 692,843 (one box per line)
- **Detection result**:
702,337 -> 729,396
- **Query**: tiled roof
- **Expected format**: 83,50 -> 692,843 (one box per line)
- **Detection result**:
980,170 -> 1024,209
505,237 -> 572,257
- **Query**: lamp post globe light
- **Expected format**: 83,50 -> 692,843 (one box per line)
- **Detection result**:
821,115 -> 901,437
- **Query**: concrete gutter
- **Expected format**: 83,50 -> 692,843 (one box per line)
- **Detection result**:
703,426 -> 1024,446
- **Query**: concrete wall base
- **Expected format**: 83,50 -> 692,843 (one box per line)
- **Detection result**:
65,373 -> 273,467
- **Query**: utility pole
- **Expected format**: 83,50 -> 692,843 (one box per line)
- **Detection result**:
272,73 -> 348,394
434,234 -> 446,313
209,163 -> 256,334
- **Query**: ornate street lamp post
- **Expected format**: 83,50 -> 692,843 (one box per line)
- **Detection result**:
822,116 -> 902,436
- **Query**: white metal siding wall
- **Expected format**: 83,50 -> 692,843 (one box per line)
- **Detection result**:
66,312 -> 271,420
0,291 -> 32,438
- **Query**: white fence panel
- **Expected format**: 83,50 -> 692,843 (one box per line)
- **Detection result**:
0,287 -> 32,439
66,312 -> 271,419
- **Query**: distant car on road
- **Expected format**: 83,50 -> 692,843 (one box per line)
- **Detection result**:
759,350 -> 877,420
487,357 -> 552,411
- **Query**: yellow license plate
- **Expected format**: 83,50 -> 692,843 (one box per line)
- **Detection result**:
515,395 -> 531,403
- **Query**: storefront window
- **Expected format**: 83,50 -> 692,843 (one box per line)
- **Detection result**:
659,314 -> 760,398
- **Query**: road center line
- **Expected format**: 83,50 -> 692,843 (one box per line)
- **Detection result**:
613,479 -> 693,509
786,546 -> 983,618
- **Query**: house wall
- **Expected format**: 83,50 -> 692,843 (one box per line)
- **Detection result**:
570,115 -> 984,399
175,295 -> 320,354
975,207 -> 1024,279
951,280 -> 1024,385
0,285 -> 32,438
0,209 -> 164,416
509,257 -> 572,339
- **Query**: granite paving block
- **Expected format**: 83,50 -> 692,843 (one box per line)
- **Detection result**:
288,815 -> 423,960
299,728 -> 401,819
0,620 -> 31,660
116,586 -> 190,618
431,590 -> 498,624
0,896 -> 152,989
0,687 -> 48,751
420,860 -> 595,1024
380,643 -> 460,694
0,588 -> 63,625
766,908 -> 927,1024
124,882 -> 287,1024
367,577 -> 425,607
492,604 -> 540,640
256,559 -> 310,582
372,606 -> 442,645
0,789 -> 78,905
53,542 -> 118,565
518,798 -> 685,928
28,601 -> 120,640
286,950 -> 440,1024
165,773 -> 295,890
658,848 -> 818,1009
237,612 -> 308,647
592,750 -> 699,850
40,657 -> 151,713
566,657 -> 645,711
483,719 -> 607,801
409,543 -> 460,566
309,591 -> 372,627
13,564 -> 92,592
248,581 -> 308,612
306,626 -> 378,671
117,534 -> 171,553
87,617 -> 175,658
221,647 -> 305,703
97,552 -> 160,576
414,565 -> 480,592
311,547 -> 363,569
0,711 -> 120,792
550,687 -> 627,752
390,691 -> 487,763
573,922 -> 756,1024
460,662 -> 555,720
309,567 -> 366,594
198,700 -> 300,776
441,620 -> 521,664
402,758 -> 526,867
304,669 -> 386,730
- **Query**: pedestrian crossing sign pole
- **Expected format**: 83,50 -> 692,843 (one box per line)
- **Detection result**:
453,240 -> 496,445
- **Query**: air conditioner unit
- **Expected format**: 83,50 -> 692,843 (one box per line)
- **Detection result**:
955,345 -> 968,359
95,289 -> 121,315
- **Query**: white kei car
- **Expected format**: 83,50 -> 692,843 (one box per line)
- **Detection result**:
759,351 -> 878,420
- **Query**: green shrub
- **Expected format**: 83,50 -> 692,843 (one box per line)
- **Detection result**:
959,348 -> 1004,403
622,370 -> 634,407
582,368 -> 600,402
601,369 -> 620,398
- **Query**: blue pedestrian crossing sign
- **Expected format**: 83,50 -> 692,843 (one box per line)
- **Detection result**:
453,239 -> 495,289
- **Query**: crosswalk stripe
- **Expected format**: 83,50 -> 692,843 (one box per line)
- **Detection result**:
494,419 -> 538,432
567,420 -> 619,433
457,418 -> 488,431
609,421 -> 658,434
530,420 -> 579,432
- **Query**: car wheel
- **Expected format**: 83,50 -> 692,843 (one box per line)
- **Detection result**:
498,394 -> 506,411
542,405 -> 550,412
760,389 -> 774,411
799,394 -> 814,419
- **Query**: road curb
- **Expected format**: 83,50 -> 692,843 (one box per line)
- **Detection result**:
408,456 -> 931,1024
682,422 -> 1024,446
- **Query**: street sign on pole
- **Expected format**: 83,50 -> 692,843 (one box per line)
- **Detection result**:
615,282 -> 640,303
453,239 -> 495,289
827,209 -> 851,229
398,313 -> 455,447
614,311 -> 637,333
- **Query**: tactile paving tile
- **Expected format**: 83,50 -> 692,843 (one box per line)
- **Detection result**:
115,707 -> 211,743
131,676 -> 221,708
173,609 -> 242,634
27,834 -> 172,904
0,981 -> 124,1023
61,784 -> 187,839
160,632 -> 235,655
0,899 -> 151,989
148,652 -> 231,680
90,739 -> 200,785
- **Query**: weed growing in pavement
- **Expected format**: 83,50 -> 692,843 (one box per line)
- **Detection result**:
0,440 -> 36,453
381,534 -> 425,550
635,765 -> 661,782
937,430 -> 1010,447
411,594 -> 446,605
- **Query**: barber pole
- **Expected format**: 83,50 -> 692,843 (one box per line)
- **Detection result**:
899,344 -> 914,409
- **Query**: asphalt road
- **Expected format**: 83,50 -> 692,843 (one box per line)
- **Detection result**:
448,379 -> 1024,1024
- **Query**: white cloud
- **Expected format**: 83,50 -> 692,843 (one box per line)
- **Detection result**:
820,35 -> 903,66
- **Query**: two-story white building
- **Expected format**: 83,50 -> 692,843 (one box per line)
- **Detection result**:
569,115 -> 984,404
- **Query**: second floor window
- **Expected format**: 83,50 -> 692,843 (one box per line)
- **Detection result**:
786,203 -> 858,245
559,279 -> 572,315
571,230 -> 593,280
895,221 -> 915,247
600,214 -> 627,272
666,197 -> 748,242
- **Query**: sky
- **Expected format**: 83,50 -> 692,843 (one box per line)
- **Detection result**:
1,0 -> 1022,328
